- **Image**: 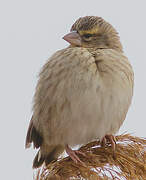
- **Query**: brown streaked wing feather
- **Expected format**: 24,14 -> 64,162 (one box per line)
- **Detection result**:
25,116 -> 43,149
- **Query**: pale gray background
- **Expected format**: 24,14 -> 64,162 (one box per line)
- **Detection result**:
0,0 -> 145,179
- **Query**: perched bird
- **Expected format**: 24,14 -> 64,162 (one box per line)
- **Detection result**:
25,16 -> 134,168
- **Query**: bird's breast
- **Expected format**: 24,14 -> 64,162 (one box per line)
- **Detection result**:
33,48 -> 134,146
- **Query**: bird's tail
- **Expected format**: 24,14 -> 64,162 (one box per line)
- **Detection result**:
33,145 -> 64,168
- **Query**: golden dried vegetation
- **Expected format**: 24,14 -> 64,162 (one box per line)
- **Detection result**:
35,134 -> 146,180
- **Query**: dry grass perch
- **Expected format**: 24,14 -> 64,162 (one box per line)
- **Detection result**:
35,134 -> 146,180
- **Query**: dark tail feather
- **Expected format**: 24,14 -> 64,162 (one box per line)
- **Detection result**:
33,145 -> 64,169
33,150 -> 45,168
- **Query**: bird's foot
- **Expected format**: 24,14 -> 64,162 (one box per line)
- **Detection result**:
65,145 -> 86,166
101,135 -> 116,158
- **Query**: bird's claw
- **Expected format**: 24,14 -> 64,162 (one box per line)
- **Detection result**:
101,135 -> 116,158
65,145 -> 86,166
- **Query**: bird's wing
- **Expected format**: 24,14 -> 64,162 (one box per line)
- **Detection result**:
25,116 -> 43,149
25,49 -> 68,149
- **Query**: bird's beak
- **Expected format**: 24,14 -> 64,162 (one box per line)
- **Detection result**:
63,31 -> 82,46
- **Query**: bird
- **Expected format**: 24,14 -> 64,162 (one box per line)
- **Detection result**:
25,16 -> 134,168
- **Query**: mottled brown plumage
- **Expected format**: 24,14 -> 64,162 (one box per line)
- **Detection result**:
25,16 -> 134,168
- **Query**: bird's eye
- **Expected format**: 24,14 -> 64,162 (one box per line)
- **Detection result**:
83,34 -> 93,38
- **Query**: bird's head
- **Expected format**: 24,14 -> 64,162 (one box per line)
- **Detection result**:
63,16 -> 123,52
